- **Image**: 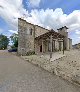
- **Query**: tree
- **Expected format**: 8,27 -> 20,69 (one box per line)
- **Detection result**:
10,33 -> 18,48
0,34 -> 9,50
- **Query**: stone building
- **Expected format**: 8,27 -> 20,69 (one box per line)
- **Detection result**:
18,18 -> 72,55
58,26 -> 72,50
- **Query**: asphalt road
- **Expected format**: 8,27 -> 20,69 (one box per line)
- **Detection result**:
0,50 -> 80,92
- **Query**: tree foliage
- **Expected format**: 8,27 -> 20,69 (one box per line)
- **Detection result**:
10,33 -> 18,48
0,34 -> 9,50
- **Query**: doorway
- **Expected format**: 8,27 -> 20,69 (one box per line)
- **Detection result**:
40,45 -> 42,52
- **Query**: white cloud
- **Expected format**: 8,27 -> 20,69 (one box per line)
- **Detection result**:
26,8 -> 80,32
0,0 -> 80,44
28,0 -> 41,7
0,0 -> 29,30
75,30 -> 80,35
0,28 -> 3,34
9,30 -> 18,34
0,1 -> 80,33
26,8 -> 80,44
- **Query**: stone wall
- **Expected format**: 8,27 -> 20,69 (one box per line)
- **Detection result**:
18,18 -> 72,55
35,25 -> 49,37
18,18 -> 35,55
55,40 -> 59,51
59,41 -> 63,51
58,28 -> 70,50
18,18 -> 49,55
18,18 -> 26,55
35,39 -> 41,54
69,39 -> 72,49
35,39 -> 49,53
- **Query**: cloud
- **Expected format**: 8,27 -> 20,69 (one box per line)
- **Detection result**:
0,28 -> 3,34
8,30 -> 18,34
0,1 -> 80,44
0,1 -> 80,33
28,0 -> 41,7
26,8 -> 80,32
75,30 -> 80,35
0,0 -> 29,30
26,8 -> 80,44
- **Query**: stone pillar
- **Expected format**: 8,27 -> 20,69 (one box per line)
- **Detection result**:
63,38 -> 64,54
52,40 -> 55,51
69,39 -> 72,49
54,40 -> 55,51
66,38 -> 70,50
60,41 -> 63,51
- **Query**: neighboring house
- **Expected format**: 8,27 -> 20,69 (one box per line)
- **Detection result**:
18,18 -> 72,55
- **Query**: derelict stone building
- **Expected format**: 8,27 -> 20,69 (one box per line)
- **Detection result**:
18,18 -> 72,55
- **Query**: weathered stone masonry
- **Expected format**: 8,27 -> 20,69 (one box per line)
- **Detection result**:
18,18 -> 72,55
18,18 -> 35,55
18,18 -> 49,55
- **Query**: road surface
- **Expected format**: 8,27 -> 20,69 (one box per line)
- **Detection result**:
0,50 -> 80,92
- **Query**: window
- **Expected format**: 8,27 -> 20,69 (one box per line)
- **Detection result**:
30,28 -> 33,35
26,28 -> 33,35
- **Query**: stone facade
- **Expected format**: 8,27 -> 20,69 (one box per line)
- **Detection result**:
18,18 -> 72,55
69,38 -> 72,49
18,18 -> 35,55
35,25 -> 49,37
58,26 -> 72,50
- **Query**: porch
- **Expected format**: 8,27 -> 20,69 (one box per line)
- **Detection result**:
35,30 -> 65,58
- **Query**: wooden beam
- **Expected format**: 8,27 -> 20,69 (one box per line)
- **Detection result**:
35,31 -> 64,40
50,35 -> 53,58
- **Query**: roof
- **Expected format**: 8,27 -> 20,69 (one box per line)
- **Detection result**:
35,29 -> 64,40
57,26 -> 68,30
18,18 -> 50,32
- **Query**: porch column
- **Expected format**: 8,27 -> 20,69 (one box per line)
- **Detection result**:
63,38 -> 64,54
42,39 -> 44,53
54,40 -> 55,51
50,35 -> 53,58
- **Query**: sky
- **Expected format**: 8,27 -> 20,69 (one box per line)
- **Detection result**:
0,0 -> 80,45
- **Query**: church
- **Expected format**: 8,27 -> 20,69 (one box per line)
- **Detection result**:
18,18 -> 72,55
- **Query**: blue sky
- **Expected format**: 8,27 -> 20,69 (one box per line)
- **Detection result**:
0,0 -> 80,44
25,0 -> 80,14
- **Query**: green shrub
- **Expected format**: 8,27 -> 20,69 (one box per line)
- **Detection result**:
26,51 -> 35,56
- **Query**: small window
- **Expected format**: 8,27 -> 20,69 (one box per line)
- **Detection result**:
30,28 -> 33,35
26,28 -> 33,35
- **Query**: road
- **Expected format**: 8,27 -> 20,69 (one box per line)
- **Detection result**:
0,50 -> 80,92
